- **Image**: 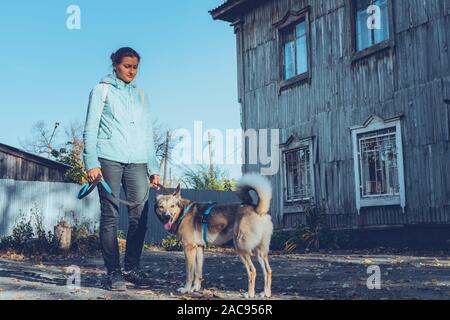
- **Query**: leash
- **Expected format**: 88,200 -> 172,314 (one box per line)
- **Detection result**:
78,178 -> 149,208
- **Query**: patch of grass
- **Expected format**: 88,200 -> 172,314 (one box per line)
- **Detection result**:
159,234 -> 221,252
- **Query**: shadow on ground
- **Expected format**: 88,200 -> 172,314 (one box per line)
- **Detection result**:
0,250 -> 449,300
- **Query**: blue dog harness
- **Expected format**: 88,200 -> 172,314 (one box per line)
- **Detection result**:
201,202 -> 216,244
168,202 -> 216,244
177,202 -> 194,226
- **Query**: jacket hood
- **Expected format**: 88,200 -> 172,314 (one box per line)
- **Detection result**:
100,74 -> 137,89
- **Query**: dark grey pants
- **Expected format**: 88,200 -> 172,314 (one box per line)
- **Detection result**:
97,158 -> 149,273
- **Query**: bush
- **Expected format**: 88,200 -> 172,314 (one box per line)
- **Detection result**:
271,229 -> 294,251
272,206 -> 350,254
159,235 -> 218,252
69,218 -> 100,256
117,230 -> 126,240
0,207 -> 101,258
0,235 -> 15,252
0,208 -> 58,256
70,234 -> 100,256
161,234 -> 182,251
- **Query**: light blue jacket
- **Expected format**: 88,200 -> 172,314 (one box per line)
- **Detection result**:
82,74 -> 160,175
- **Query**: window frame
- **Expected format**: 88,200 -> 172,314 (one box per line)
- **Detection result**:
350,115 -> 406,214
358,129 -> 400,198
280,135 -> 315,205
274,7 -> 311,92
350,0 -> 395,62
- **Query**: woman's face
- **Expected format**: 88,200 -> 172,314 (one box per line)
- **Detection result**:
114,56 -> 139,83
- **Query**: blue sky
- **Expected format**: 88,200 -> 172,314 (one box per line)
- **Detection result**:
0,0 -> 242,179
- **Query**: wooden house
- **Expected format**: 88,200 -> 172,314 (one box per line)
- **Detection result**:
211,0 -> 450,231
0,143 -> 71,182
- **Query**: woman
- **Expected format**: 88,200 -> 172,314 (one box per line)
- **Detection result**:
83,47 -> 161,291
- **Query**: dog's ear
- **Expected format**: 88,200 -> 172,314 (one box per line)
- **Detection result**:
173,184 -> 181,197
156,194 -> 163,201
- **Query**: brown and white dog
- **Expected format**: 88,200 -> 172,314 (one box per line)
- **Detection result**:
154,173 -> 273,298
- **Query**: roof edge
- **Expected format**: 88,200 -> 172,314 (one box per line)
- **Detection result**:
209,0 -> 268,23
0,142 -> 72,170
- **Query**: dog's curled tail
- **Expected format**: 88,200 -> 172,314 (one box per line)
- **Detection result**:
236,173 -> 272,215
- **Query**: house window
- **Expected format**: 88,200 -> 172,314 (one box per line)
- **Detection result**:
280,135 -> 315,203
354,0 -> 390,52
351,115 -> 406,213
358,128 -> 399,197
284,147 -> 312,201
274,8 -> 311,90
282,20 -> 308,80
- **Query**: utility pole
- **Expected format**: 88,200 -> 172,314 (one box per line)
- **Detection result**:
47,122 -> 60,158
208,131 -> 214,182
163,130 -> 170,187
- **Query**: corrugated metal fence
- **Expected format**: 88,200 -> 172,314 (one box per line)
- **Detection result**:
0,180 -> 240,244
0,179 -> 100,237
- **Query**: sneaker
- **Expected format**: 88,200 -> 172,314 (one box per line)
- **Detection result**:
104,270 -> 127,291
123,269 -> 151,287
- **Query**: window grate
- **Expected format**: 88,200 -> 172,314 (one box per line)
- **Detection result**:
284,147 -> 311,201
358,127 -> 399,197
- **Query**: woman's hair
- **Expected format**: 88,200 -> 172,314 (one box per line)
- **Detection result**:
110,47 -> 141,65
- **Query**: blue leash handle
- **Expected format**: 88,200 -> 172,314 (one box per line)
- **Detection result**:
77,179 -> 111,200
100,180 -> 112,193
78,179 -> 148,207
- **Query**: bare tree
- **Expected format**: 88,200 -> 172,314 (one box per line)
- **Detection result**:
19,121 -> 61,158
63,121 -> 84,157
21,119 -> 181,184
152,120 -> 183,170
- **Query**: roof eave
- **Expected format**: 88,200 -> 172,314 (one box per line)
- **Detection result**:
0,143 -> 72,170
209,0 -> 267,23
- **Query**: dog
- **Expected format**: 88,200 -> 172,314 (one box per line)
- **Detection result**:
154,173 -> 273,298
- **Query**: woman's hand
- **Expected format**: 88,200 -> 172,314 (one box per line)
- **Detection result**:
86,168 -> 103,184
149,174 -> 161,189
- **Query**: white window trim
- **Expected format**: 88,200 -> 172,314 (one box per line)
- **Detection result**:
279,135 -> 316,204
350,115 -> 406,214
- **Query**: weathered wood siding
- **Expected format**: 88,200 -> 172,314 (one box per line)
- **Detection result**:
0,150 -> 67,182
235,0 -> 450,229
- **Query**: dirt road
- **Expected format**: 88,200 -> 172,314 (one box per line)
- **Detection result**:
0,250 -> 449,300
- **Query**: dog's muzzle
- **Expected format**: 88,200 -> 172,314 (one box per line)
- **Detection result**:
163,213 -> 172,222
